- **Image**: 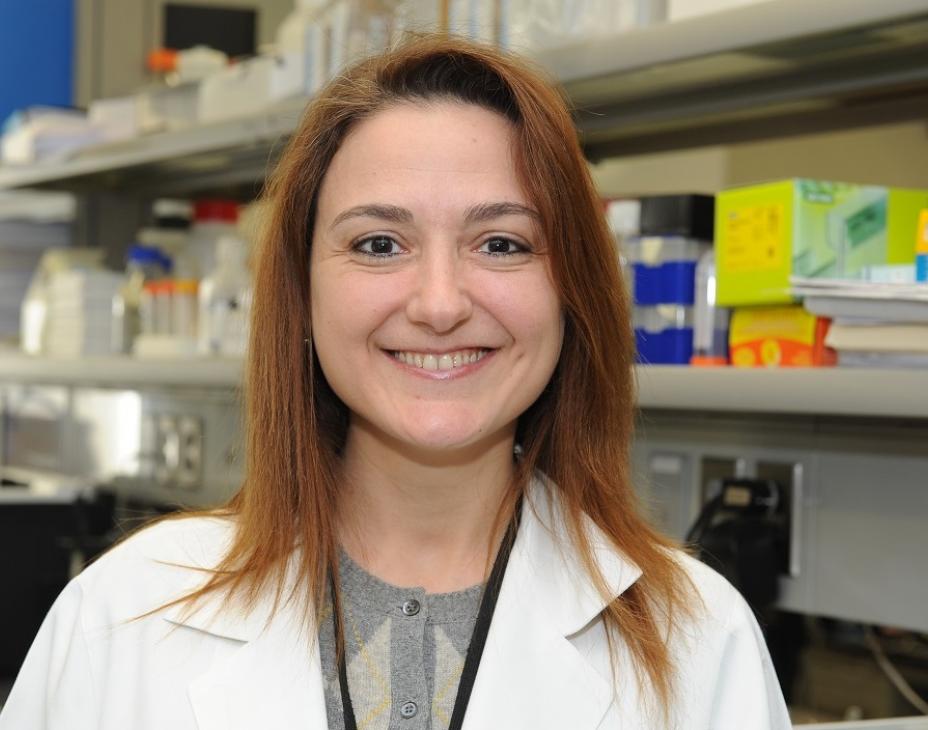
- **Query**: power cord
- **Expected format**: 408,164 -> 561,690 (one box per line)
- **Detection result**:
864,626 -> 928,715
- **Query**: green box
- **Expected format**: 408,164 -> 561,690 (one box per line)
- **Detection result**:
716,179 -> 926,306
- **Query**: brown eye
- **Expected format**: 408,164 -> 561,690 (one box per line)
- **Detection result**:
355,236 -> 403,257
478,237 -> 527,256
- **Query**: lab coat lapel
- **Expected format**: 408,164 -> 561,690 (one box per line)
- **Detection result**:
163,568 -> 329,730
463,478 -> 643,730
184,612 -> 328,730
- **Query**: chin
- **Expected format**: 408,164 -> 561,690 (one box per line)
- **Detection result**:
392,414 -> 498,454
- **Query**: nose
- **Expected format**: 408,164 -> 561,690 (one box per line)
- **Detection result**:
405,245 -> 473,334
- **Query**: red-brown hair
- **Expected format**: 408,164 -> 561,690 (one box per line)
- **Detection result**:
171,33 -> 695,712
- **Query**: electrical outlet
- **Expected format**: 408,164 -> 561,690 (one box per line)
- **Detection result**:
175,416 -> 203,490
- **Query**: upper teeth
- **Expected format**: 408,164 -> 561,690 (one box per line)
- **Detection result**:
392,349 -> 488,371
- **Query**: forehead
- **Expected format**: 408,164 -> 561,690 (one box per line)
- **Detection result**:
315,101 -> 529,217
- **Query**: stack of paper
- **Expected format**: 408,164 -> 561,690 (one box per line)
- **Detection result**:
45,270 -> 122,357
791,277 -> 928,367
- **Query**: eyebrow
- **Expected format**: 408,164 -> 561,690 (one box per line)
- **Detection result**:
463,201 -> 541,224
330,204 -> 413,230
329,201 -> 540,230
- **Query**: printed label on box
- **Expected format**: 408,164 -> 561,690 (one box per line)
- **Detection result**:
721,203 -> 784,273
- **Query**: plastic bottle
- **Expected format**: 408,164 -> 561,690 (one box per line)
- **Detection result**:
137,199 -> 192,264
691,249 -> 730,366
186,200 -> 239,280
172,279 -> 199,339
111,245 -> 172,354
198,236 -> 252,357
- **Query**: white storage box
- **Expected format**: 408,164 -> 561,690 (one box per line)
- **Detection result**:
88,96 -> 140,143
502,0 -> 667,53
138,81 -> 200,133
198,56 -> 276,124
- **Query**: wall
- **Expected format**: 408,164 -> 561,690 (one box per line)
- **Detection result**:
0,0 -> 74,123
590,121 -> 928,197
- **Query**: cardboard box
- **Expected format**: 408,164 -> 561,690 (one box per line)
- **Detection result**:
729,306 -> 835,367
716,179 -> 927,306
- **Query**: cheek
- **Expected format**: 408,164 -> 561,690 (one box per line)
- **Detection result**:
311,269 -> 407,354
482,272 -> 562,352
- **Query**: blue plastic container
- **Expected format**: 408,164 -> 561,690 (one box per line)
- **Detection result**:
635,328 -> 694,365
623,236 -> 709,306
633,306 -> 694,365
634,261 -> 698,305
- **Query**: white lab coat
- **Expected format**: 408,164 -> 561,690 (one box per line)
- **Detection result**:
0,478 -> 791,730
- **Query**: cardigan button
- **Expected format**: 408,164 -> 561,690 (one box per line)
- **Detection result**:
400,701 -> 418,719
401,599 -> 421,616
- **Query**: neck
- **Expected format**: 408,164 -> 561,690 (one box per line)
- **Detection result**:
337,421 -> 516,593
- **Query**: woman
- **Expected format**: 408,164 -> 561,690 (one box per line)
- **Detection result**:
0,35 -> 790,730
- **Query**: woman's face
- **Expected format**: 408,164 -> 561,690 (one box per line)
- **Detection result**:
310,101 -> 563,455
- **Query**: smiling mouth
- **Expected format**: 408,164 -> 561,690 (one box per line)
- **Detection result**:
388,348 -> 491,372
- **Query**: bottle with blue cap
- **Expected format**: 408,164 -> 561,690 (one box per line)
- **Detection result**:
111,244 -> 172,354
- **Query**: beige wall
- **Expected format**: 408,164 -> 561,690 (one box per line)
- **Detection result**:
589,121 -> 928,197
590,145 -> 730,198
725,122 -> 928,189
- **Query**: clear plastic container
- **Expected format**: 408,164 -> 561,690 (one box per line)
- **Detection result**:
634,305 -> 693,332
634,304 -> 694,365
691,249 -> 730,365
623,235 -> 706,266
624,235 -> 710,306
198,236 -> 252,356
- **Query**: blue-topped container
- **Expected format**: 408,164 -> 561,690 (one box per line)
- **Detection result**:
624,236 -> 709,306
634,305 -> 694,365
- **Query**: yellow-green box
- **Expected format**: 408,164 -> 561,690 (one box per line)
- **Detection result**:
716,179 -> 927,306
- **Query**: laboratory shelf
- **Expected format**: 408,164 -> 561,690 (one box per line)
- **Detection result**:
635,365 -> 928,420
0,97 -> 308,198
1,351 -> 925,419
0,352 -> 243,388
0,0 -> 926,194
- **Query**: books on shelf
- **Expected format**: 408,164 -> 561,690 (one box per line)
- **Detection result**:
791,276 -> 928,364
825,323 -> 928,353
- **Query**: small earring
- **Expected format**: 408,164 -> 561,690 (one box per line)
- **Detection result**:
513,443 -> 524,460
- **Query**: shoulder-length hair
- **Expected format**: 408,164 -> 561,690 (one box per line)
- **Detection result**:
178,33 -> 694,710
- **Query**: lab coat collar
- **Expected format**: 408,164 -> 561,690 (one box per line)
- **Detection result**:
167,474 -> 643,729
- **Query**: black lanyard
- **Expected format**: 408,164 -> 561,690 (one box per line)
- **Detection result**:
331,508 -> 520,730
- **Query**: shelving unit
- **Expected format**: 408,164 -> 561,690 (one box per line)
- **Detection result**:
0,0 -> 925,195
